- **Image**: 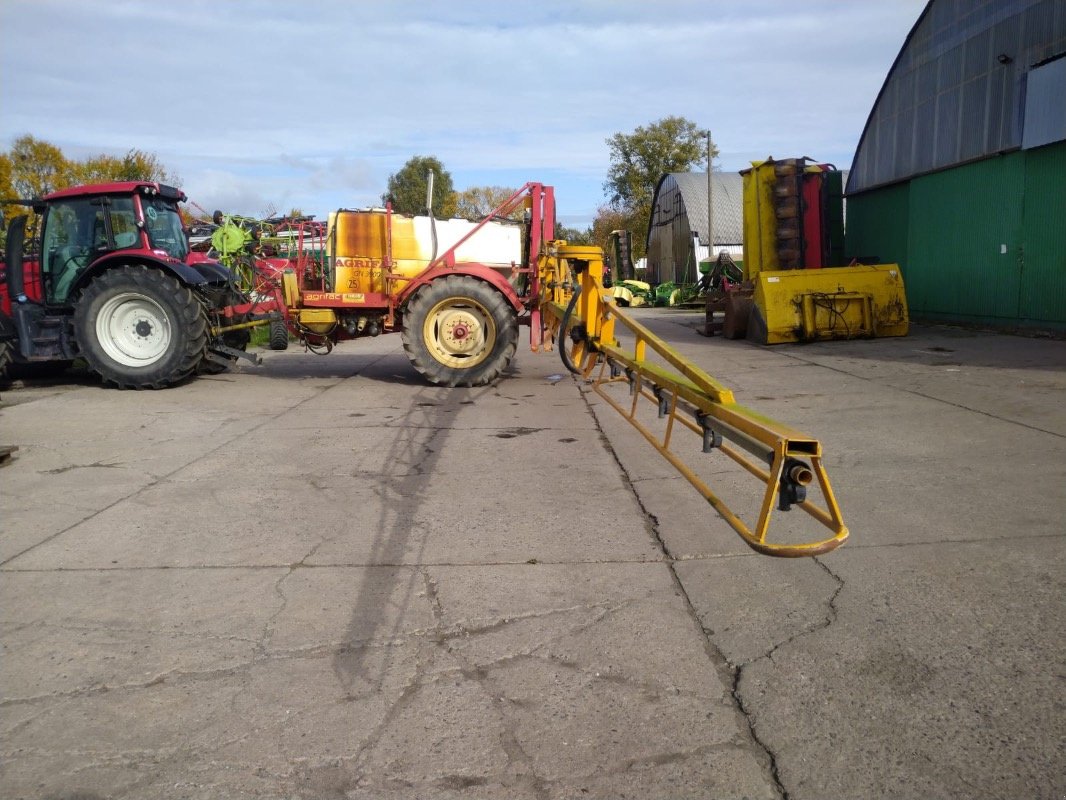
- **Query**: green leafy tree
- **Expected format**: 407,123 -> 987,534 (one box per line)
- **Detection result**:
383,156 -> 457,217
604,117 -> 716,257
455,185 -> 524,221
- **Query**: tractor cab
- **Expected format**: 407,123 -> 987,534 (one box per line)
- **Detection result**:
33,183 -> 189,305
1,181 -> 271,388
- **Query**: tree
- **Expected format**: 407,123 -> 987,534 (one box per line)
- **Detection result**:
603,117 -> 716,258
590,205 -> 639,255
75,148 -> 175,185
1,135 -> 178,238
7,135 -> 74,198
383,156 -> 457,217
554,224 -> 592,245
454,185 -> 524,221
0,153 -> 14,202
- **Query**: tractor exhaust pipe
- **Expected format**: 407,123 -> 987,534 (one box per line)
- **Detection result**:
4,215 -> 28,303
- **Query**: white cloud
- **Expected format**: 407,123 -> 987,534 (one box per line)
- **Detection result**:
0,0 -> 925,221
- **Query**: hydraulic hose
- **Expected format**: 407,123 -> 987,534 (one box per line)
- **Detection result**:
559,278 -> 582,375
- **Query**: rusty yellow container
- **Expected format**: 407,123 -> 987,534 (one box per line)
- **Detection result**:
329,211 -> 389,294
750,264 -> 909,343
328,211 -> 522,296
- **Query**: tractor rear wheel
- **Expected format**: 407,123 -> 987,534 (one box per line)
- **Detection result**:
73,266 -> 208,389
402,276 -> 517,387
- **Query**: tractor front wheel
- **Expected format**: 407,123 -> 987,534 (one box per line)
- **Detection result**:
73,266 -> 208,389
401,276 -> 517,387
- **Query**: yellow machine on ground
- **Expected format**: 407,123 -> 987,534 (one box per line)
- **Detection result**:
739,157 -> 908,344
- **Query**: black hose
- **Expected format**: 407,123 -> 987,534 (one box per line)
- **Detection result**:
559,281 -> 582,375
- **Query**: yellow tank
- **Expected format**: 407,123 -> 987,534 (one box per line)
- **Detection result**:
329,211 -> 390,295
327,210 -> 523,297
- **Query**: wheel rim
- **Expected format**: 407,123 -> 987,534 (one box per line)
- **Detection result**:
421,296 -> 497,369
95,292 -> 173,368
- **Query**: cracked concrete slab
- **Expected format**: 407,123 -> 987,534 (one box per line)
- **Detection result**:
601,311 -> 1066,800
2,314 -> 1063,799
734,538 -> 1064,800
0,567 -> 280,700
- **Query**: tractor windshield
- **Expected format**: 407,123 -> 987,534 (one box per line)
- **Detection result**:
142,196 -> 189,260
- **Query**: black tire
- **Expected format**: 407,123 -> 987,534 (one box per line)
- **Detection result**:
73,266 -> 208,389
401,275 -> 517,387
268,318 -> 290,350
0,341 -> 12,388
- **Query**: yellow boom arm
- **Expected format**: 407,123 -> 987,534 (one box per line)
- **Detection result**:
537,243 -> 848,557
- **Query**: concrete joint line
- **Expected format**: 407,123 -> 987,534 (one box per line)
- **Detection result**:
576,386 -> 789,799
782,351 -> 1066,440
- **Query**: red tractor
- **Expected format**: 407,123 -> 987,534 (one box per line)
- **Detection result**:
0,181 -> 273,388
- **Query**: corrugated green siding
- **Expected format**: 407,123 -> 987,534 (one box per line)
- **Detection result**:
907,153 -> 1025,319
846,143 -> 1066,328
844,181 -> 910,268
1019,141 -> 1066,323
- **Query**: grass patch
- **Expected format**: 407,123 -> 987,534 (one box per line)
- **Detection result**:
250,324 -> 272,348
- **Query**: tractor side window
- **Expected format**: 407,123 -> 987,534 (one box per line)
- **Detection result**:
41,200 -> 93,304
142,196 -> 189,260
110,207 -> 138,249
40,196 -> 138,303
89,196 -> 136,252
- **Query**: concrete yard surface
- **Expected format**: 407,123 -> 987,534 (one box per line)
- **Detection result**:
1,313 -> 1063,799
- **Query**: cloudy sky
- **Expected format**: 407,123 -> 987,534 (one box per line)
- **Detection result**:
0,0 -> 926,226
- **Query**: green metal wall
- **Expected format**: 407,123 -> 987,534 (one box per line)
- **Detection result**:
907,153 -> 1026,320
846,140 -> 1066,328
1019,143 -> 1066,323
844,182 -> 910,269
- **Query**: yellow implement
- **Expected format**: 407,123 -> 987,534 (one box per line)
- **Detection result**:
538,243 -> 848,558
750,264 -> 909,344
741,157 -> 909,344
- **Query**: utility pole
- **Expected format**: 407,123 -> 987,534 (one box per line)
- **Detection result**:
706,131 -> 714,266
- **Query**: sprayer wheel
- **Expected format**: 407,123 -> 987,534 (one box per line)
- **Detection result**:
402,276 -> 517,387
268,318 -> 290,350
